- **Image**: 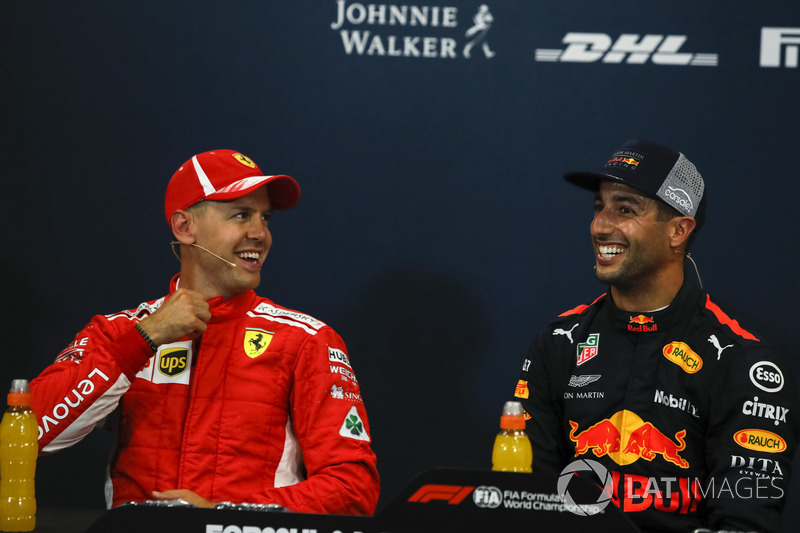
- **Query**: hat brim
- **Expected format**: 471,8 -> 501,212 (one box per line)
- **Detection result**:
564,171 -> 653,198
205,174 -> 301,210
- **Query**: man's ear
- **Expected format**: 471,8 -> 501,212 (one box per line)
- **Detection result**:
170,210 -> 196,245
669,216 -> 697,250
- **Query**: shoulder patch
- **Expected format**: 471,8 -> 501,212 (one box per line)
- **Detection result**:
705,296 -> 758,341
248,303 -> 327,335
106,298 -> 166,321
559,294 -> 606,317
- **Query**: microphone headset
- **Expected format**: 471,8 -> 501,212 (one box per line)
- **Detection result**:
170,241 -> 237,269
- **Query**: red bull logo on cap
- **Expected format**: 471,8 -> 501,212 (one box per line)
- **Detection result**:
569,410 -> 689,469
607,155 -> 642,168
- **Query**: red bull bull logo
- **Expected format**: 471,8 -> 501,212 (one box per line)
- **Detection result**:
607,156 -> 641,167
606,156 -> 641,170
629,315 -> 654,325
629,315 -> 657,332
569,410 -> 689,468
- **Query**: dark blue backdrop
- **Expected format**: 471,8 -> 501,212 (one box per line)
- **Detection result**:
2,1 -> 799,528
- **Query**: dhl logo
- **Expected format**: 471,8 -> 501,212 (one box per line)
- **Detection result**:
733,429 -> 787,453
662,342 -> 703,374
629,314 -> 654,325
569,410 -> 689,468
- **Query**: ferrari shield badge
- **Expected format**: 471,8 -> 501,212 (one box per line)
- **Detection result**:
244,328 -> 273,358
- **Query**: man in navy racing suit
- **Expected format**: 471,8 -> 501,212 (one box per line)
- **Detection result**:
513,140 -> 797,532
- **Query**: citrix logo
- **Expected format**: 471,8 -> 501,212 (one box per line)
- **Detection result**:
535,33 -> 718,66
761,27 -> 800,68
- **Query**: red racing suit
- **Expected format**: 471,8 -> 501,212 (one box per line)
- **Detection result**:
31,275 -> 379,514
514,262 -> 798,532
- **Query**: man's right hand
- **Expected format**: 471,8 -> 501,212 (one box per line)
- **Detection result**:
137,289 -> 211,346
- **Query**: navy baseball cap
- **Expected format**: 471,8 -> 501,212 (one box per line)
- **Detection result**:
564,140 -> 705,219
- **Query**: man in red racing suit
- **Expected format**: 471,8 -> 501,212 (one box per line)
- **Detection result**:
30,149 -> 379,514
513,140 -> 797,532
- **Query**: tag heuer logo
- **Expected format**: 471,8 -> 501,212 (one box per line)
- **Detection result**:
339,406 -> 371,442
576,334 -> 600,366
244,328 -> 273,358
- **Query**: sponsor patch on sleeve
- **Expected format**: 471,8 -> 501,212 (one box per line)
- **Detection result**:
339,406 -> 371,442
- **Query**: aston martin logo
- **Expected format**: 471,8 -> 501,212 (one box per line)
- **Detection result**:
569,375 -> 601,388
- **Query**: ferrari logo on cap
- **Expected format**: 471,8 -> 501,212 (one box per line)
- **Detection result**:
233,153 -> 257,168
244,328 -> 273,358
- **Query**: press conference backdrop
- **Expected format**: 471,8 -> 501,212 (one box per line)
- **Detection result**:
2,1 -> 798,528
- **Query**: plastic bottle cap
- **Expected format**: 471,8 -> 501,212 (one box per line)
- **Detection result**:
499,400 -> 526,429
7,379 -> 31,406
7,392 -> 32,406
500,414 -> 526,429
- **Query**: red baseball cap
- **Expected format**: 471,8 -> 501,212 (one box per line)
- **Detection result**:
164,149 -> 301,223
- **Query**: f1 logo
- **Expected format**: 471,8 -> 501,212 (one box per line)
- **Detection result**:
408,484 -> 475,504
761,27 -> 800,68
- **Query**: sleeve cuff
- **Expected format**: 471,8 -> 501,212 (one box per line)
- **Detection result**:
108,324 -> 155,380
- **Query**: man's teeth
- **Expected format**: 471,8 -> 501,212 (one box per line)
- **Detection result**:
598,245 -> 624,258
236,252 -> 260,260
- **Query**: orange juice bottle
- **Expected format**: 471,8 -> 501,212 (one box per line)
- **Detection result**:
491,401 -> 532,472
0,379 -> 37,532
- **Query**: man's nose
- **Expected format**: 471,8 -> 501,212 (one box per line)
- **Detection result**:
590,210 -> 615,236
247,219 -> 269,241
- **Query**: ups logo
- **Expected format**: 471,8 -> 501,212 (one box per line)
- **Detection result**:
158,347 -> 189,377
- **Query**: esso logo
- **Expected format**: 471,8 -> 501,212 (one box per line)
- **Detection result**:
749,361 -> 784,393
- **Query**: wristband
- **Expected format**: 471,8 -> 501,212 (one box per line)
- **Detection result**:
135,323 -> 158,353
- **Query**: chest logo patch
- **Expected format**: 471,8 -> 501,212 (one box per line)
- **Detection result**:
244,328 -> 274,358
662,341 -> 703,374
733,429 -> 786,453
158,347 -> 189,377
576,333 -> 600,366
